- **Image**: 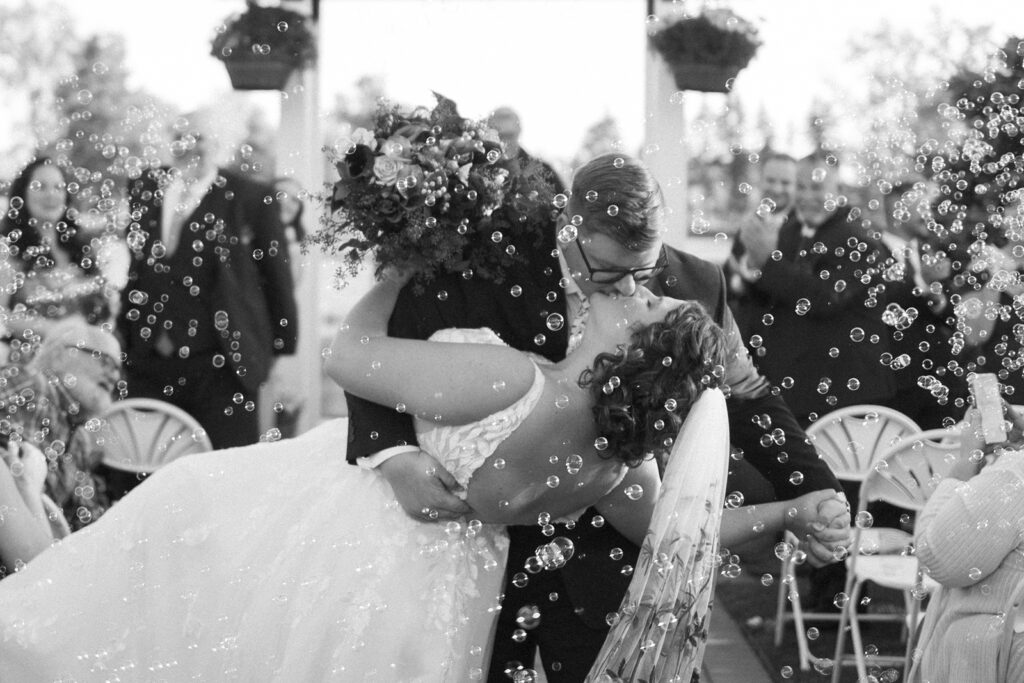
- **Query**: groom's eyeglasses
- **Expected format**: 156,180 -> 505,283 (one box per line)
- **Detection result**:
575,241 -> 668,285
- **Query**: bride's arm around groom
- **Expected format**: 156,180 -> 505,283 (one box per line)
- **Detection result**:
330,268 -> 849,549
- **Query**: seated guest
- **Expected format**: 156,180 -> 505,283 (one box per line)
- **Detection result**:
0,441 -> 62,578
0,320 -> 122,530
1,158 -> 116,362
910,404 -> 1024,682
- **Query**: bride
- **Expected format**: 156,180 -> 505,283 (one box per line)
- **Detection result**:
0,270 -> 834,682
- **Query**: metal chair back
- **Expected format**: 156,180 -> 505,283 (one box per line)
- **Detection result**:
96,398 -> 213,473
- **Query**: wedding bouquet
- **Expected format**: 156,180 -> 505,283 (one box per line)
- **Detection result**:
314,93 -> 558,284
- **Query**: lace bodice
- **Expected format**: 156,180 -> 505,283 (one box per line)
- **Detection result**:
415,327 -> 545,494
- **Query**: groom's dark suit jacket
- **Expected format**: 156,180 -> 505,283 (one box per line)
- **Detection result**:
344,224 -> 840,629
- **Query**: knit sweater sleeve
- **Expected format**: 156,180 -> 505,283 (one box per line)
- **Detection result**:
915,452 -> 1024,588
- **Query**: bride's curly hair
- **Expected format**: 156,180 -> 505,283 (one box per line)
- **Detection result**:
579,301 -> 727,467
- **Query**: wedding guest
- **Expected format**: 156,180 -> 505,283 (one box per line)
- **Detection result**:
0,441 -> 61,578
735,152 -> 896,424
726,151 -> 800,336
721,151 -> 808,515
0,319 -> 121,531
878,180 -> 964,427
909,405 -> 1024,682
117,111 -> 298,455
489,106 -> 565,195
0,158 -> 115,361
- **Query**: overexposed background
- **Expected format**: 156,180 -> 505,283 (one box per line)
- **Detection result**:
1,0 -> 1022,171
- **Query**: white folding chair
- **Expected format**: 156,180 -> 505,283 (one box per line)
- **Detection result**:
773,405 -> 922,671
829,429 -> 960,682
95,398 -> 213,473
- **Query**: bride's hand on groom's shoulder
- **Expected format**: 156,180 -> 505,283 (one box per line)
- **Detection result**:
378,450 -> 470,522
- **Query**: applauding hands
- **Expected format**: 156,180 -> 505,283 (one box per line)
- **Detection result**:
738,213 -> 784,272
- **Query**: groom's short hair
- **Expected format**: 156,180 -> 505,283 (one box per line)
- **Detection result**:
568,153 -> 664,251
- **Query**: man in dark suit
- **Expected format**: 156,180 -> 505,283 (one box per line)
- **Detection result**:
117,118 -> 298,455
735,153 -> 896,424
344,153 -> 846,681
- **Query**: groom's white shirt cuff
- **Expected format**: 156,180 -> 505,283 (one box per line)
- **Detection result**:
357,445 -> 419,470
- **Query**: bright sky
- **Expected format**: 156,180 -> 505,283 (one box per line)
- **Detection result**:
5,0 -> 1023,169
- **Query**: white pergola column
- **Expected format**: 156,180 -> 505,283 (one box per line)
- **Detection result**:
271,0 -> 323,433
643,1 -> 689,248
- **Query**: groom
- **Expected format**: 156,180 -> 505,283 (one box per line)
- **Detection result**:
344,153 -> 848,681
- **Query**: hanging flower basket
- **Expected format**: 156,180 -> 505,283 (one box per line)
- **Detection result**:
650,9 -> 761,93
211,3 -> 316,92
667,62 -> 742,93
222,57 -> 296,91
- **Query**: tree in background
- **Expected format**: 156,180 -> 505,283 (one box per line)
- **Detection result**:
806,97 -> 840,156
836,16 -> 993,193
685,94 -> 774,232
0,3 -> 173,225
940,35 -> 1024,236
0,0 -> 78,178
52,34 -> 172,219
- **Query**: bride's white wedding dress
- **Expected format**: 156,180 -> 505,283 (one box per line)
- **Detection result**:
0,327 -> 729,683
0,328 -> 530,682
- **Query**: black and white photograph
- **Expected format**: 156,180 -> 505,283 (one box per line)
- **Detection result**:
0,1 -> 1022,681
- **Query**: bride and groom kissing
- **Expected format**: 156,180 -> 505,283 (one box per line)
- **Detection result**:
0,153 -> 849,681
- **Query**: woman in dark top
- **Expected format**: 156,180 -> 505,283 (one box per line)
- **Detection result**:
1,158 -> 112,355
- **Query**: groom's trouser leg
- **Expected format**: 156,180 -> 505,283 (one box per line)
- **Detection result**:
489,569 -> 607,682
489,531 -> 610,682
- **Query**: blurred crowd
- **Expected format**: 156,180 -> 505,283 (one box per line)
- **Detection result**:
0,109 -> 306,576
725,150 -> 986,431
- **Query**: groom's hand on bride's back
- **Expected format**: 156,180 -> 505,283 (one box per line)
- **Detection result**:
379,451 -> 470,522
